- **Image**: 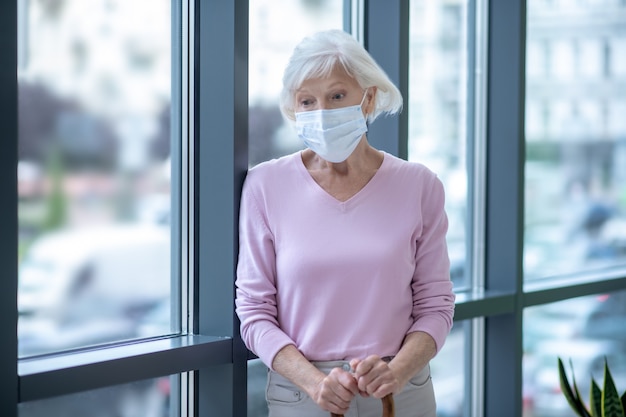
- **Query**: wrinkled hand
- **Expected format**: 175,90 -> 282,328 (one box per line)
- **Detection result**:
310,367 -> 359,415
350,355 -> 401,399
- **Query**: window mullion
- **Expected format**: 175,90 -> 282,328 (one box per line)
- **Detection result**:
1,0 -> 18,414
484,0 -> 527,416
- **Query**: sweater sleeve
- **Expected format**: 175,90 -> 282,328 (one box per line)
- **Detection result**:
235,174 -> 295,369
407,174 -> 456,352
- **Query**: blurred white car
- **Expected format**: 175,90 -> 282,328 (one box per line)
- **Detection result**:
523,292 -> 626,353
18,224 -> 171,355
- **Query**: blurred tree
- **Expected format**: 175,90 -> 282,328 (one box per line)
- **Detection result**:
18,82 -> 75,162
18,81 -> 119,169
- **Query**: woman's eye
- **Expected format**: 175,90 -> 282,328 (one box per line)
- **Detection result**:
332,93 -> 344,100
300,99 -> 313,106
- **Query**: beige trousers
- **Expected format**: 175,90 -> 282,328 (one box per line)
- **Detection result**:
266,360 -> 436,417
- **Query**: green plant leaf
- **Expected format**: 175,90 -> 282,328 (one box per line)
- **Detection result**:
602,360 -> 625,417
590,379 -> 602,417
571,360 -> 593,417
558,357 -> 592,417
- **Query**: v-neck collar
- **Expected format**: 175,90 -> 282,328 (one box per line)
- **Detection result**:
294,151 -> 388,211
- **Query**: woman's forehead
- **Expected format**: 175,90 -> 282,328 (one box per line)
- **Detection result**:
297,65 -> 360,93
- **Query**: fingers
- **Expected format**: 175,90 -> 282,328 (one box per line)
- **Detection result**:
315,367 -> 358,414
331,367 -> 359,397
352,355 -> 399,398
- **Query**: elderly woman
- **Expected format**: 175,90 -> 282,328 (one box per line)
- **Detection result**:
236,29 -> 455,417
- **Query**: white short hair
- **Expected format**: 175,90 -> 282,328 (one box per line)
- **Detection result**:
280,29 -> 403,123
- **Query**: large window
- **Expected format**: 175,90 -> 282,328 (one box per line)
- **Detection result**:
408,2 -> 470,416
523,290 -> 626,417
17,0 -> 177,358
522,1 -> 626,414
408,0 -> 470,289
524,0 -> 626,281
18,376 -> 174,417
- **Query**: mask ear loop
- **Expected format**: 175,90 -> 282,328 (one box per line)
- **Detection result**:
360,88 -> 370,107
361,88 -> 371,126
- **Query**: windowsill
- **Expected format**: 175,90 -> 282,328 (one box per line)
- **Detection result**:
523,266 -> 626,306
18,334 -> 232,403
450,266 -> 626,321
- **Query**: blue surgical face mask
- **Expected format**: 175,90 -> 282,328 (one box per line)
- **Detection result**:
294,90 -> 369,163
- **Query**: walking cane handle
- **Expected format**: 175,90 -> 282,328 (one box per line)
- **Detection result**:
330,393 -> 394,417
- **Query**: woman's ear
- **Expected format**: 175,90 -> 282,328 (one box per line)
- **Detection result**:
365,86 -> 378,115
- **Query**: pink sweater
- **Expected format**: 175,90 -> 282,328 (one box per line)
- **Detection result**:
235,151 -> 455,369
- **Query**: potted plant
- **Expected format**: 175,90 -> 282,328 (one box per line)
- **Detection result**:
558,356 -> 626,417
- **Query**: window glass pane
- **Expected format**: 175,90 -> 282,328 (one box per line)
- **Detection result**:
17,0 -> 176,357
431,324 -> 465,417
524,1 -> 626,281
18,375 -> 175,417
248,0 -> 344,167
523,290 -> 626,417
408,0 -> 470,289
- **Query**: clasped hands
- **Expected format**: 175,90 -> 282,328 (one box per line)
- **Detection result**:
311,355 -> 401,415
